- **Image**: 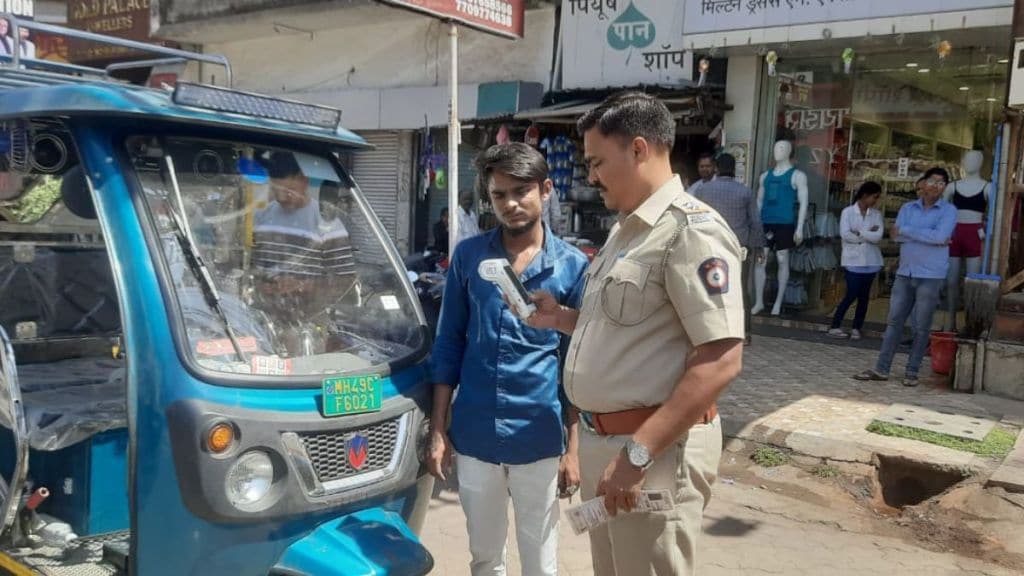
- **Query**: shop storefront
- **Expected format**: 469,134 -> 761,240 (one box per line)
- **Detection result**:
751,30 -> 1009,324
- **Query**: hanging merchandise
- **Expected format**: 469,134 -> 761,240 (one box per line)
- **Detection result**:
496,124 -> 511,145
698,57 -> 711,87
525,124 -> 540,147
812,245 -> 838,271
765,50 -> 778,76
937,40 -> 952,60
841,48 -> 855,74
783,280 -> 808,306
434,168 -> 446,190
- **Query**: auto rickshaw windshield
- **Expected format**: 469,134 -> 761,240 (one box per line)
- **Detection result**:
127,135 -> 425,378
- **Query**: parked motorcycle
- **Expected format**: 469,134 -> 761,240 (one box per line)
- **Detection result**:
405,250 -> 447,338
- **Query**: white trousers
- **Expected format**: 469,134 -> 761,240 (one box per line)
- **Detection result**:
456,453 -> 561,576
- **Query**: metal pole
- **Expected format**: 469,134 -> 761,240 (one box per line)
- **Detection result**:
448,23 -> 461,256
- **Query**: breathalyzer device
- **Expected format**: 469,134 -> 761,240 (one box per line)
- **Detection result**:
478,258 -> 537,319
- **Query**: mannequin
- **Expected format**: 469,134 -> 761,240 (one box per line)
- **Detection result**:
942,150 -> 991,331
753,140 -> 809,316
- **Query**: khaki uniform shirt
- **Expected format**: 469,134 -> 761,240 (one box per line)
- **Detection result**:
564,176 -> 745,413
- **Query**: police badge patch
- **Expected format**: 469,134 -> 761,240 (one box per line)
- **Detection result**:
699,258 -> 729,295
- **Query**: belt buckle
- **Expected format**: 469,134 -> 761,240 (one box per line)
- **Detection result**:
579,411 -> 597,434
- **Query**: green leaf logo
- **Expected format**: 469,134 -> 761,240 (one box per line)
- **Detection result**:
607,2 -> 656,51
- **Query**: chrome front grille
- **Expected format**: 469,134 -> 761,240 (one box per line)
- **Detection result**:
298,417 -> 402,484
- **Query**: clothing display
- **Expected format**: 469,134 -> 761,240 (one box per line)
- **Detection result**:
949,222 -> 984,258
951,181 -> 988,213
764,223 -> 797,251
761,167 -> 798,224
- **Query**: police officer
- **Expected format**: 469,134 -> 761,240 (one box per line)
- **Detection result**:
528,92 -> 744,575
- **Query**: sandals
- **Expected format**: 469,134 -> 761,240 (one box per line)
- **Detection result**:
853,369 -> 888,381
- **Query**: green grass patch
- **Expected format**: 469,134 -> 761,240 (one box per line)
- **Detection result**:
866,421 -> 1018,458
811,464 -> 840,479
751,446 -> 789,468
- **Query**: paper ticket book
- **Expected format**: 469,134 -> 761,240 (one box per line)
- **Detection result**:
564,489 -> 675,536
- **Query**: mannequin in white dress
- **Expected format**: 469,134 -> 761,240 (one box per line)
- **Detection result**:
942,150 -> 990,332
753,140 -> 809,316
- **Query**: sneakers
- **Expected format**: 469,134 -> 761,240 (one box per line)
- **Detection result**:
853,369 -> 889,381
826,328 -> 848,339
902,376 -> 920,387
850,329 -> 862,340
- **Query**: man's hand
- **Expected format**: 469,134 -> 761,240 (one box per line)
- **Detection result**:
558,451 -> 581,500
525,291 -> 566,331
427,431 -> 454,482
595,451 -> 645,516
870,225 -> 881,232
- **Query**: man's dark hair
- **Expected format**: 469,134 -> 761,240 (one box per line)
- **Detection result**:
715,153 -> 736,177
853,180 -> 882,202
260,151 -> 303,179
576,91 -> 676,151
922,166 -> 950,184
698,151 -> 716,163
475,143 -> 549,194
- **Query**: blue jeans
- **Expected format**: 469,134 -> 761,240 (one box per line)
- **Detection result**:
875,275 -> 943,378
831,270 -> 877,330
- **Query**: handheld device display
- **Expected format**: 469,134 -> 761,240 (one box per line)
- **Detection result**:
478,258 -> 537,319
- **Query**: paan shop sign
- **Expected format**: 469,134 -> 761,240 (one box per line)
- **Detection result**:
67,0 -> 153,63
1,0 -> 34,18
561,0 -> 692,89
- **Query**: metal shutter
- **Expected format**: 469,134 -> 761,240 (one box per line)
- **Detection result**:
349,131 -> 414,260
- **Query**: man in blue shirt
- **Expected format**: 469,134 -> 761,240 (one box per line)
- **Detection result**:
428,143 -> 589,576
855,167 -> 957,386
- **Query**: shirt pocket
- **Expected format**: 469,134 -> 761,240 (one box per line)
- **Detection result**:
599,258 -> 665,326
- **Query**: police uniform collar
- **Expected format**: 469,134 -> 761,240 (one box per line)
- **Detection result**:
630,175 -> 684,227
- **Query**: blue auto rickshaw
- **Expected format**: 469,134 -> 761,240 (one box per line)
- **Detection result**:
0,15 -> 434,576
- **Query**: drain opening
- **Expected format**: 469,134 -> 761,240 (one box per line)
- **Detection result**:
876,455 -> 968,508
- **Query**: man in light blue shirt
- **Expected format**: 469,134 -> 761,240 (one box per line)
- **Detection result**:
855,167 -> 957,386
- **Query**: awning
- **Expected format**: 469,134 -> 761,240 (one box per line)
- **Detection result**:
511,94 -> 720,125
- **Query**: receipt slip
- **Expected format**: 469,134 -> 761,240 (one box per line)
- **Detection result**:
564,490 -> 675,536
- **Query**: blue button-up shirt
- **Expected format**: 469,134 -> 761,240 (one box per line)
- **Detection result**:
430,227 -> 588,465
895,199 -> 958,279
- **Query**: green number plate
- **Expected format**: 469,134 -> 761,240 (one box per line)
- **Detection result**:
321,375 -> 383,417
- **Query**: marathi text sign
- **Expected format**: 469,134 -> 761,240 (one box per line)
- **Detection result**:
377,0 -> 525,39
561,0 -> 692,89
684,0 -> 1012,35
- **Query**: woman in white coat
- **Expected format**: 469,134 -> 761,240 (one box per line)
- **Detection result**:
828,181 -> 884,339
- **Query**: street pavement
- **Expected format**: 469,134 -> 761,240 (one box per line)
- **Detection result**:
723,329 -> 1024,471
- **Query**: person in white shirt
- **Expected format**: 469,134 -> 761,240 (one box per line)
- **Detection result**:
828,181 -> 884,339
456,189 -> 482,247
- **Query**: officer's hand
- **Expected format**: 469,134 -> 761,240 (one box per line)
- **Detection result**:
596,452 -> 645,516
427,431 -> 453,483
558,451 -> 581,500
524,291 -> 562,330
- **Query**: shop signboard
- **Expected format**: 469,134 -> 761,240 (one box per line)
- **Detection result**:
684,0 -> 1012,35
66,0 -> 157,63
377,0 -> 525,39
561,0 -> 692,89
0,0 -> 33,18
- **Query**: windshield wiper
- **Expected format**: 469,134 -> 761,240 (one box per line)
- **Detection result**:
163,155 -> 249,363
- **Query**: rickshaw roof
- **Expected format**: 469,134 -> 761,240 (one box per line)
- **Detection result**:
0,70 -> 370,149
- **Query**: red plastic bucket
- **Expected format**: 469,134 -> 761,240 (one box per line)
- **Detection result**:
929,331 -> 957,375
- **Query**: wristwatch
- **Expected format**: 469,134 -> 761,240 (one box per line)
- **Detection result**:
623,439 -> 653,471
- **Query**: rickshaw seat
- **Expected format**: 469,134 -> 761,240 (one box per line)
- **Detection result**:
16,358 -> 126,451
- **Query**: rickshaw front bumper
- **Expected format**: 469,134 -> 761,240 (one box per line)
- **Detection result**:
272,507 -> 433,576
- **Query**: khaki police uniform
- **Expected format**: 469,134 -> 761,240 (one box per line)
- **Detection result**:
564,175 -> 744,576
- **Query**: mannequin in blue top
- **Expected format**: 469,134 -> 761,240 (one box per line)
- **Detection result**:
753,140 -> 809,316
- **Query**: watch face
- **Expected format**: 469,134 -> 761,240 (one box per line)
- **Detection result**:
627,441 -> 650,467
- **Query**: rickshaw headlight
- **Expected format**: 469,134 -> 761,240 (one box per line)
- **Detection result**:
225,451 -> 275,510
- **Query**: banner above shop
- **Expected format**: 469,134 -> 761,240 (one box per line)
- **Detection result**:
684,0 -> 1011,35
66,0 -> 157,63
1,0 -> 34,18
377,0 -> 525,39
561,0 -> 692,89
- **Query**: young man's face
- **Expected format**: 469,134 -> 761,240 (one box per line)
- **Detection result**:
697,157 -> 715,181
270,174 -> 310,212
487,171 -> 549,236
583,129 -> 642,213
920,175 -> 947,205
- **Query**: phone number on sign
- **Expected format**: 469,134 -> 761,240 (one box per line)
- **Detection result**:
456,0 -> 514,27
